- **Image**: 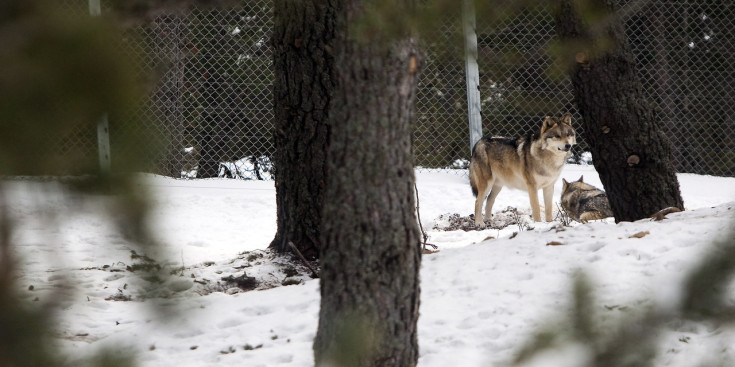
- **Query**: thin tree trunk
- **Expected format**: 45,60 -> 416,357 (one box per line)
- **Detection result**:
152,14 -> 186,178
555,0 -> 684,222
652,6 -> 682,173
269,0 -> 336,259
313,1 -> 422,366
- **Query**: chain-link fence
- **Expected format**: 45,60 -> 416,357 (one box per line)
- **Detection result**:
58,0 -> 734,178
468,0 -> 734,176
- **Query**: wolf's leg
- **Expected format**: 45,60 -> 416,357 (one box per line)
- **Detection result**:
527,185 -> 541,222
474,180 -> 492,227
485,184 -> 503,224
542,185 -> 554,222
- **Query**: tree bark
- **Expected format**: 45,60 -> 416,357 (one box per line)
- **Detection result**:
555,0 -> 684,222
269,1 -> 336,259
313,1 -> 422,366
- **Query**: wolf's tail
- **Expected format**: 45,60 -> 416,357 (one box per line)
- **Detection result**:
579,212 -> 607,222
469,140 -> 482,198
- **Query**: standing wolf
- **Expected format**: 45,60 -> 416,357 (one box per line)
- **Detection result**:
470,113 -> 576,227
560,176 -> 614,222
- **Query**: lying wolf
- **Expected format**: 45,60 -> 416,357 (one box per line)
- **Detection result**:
560,175 -> 614,222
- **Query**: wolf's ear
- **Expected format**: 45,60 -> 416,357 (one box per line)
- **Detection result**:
578,175 -> 584,183
541,116 -> 555,133
562,178 -> 569,192
561,113 -> 572,126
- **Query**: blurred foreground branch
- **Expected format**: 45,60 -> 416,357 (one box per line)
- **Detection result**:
515,225 -> 735,367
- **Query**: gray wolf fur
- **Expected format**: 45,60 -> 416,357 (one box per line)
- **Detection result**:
560,175 -> 614,222
470,113 -> 576,227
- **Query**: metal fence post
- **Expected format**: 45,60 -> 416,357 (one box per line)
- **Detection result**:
463,0 -> 482,154
89,0 -> 111,174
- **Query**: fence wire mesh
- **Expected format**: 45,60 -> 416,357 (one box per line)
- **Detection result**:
140,7 -> 275,179
57,1 -> 734,178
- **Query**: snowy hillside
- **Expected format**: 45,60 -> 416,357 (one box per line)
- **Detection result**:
6,165 -> 735,366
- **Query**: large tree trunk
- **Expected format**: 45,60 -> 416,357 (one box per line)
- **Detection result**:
313,1 -> 422,366
268,1 -> 336,259
556,0 -> 684,222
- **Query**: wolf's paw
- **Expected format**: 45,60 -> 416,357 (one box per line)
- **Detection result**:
472,216 -> 486,229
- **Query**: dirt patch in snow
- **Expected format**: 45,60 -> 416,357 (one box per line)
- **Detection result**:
74,249 -> 318,301
432,207 -> 534,232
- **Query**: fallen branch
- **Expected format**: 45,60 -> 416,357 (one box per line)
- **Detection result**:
650,207 -> 682,221
288,241 -> 319,278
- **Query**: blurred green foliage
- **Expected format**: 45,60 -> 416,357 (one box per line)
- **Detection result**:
315,312 -> 379,367
0,1 -> 152,176
515,224 -> 735,367
0,1 -> 176,366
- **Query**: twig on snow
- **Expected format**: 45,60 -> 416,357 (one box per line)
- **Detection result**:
414,183 -> 438,253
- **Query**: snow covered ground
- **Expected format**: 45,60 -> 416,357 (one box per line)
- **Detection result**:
5,164 -> 735,366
